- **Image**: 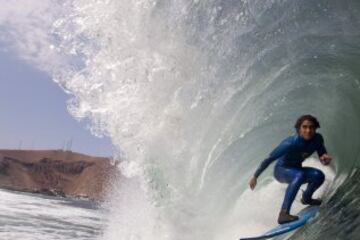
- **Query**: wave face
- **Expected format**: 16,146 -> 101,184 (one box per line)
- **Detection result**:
52,1 -> 360,239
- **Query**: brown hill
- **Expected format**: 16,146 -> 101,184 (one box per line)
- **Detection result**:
0,149 -> 117,201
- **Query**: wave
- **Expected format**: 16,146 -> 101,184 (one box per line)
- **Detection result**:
49,0 -> 360,239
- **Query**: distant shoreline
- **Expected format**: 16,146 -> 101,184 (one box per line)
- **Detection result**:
0,149 -> 117,201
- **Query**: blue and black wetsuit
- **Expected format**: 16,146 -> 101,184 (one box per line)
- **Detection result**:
254,133 -> 327,212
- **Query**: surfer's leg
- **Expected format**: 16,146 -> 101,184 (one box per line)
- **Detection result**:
274,165 -> 304,223
274,166 -> 305,211
301,167 -> 325,204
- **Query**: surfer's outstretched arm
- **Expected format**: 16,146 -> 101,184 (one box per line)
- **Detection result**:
253,139 -> 292,178
249,139 -> 292,190
316,134 -> 327,157
316,134 -> 332,165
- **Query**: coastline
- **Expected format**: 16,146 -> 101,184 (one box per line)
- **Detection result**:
0,149 -> 117,201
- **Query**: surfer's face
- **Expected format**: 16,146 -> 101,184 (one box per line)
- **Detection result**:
299,120 -> 316,140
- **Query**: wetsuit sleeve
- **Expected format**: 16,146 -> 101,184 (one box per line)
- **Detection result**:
316,134 -> 328,157
253,139 -> 292,178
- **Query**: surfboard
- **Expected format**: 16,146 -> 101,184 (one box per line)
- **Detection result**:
239,206 -> 319,240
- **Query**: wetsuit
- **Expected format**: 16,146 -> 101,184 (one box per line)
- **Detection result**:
254,133 -> 327,211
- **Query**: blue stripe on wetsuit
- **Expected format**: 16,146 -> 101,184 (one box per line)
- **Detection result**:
253,133 -> 327,211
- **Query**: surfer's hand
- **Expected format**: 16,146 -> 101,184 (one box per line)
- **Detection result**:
320,154 -> 332,165
249,176 -> 257,190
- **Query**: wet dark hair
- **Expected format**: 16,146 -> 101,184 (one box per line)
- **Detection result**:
294,115 -> 320,133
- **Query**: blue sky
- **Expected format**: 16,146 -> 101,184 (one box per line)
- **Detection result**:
0,46 -> 113,157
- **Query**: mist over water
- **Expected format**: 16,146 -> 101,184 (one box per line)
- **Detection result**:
2,0 -> 360,239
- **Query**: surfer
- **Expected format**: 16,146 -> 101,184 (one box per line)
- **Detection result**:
248,115 -> 332,224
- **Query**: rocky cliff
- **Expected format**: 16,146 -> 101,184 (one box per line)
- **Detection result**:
0,149 -> 117,201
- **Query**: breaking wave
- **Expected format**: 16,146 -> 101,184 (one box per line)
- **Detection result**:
5,0 -> 360,239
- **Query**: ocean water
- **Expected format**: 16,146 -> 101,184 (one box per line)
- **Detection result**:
0,189 -> 105,240
2,0 -> 360,239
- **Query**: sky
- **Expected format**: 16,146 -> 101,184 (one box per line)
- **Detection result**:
0,1 -> 115,157
0,44 -> 113,157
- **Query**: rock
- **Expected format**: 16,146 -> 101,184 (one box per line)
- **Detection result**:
0,150 -> 117,201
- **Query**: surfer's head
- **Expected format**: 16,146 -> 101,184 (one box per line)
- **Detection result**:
295,115 -> 320,140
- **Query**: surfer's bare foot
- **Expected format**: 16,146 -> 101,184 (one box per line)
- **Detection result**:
278,209 -> 299,224
301,198 -> 322,206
